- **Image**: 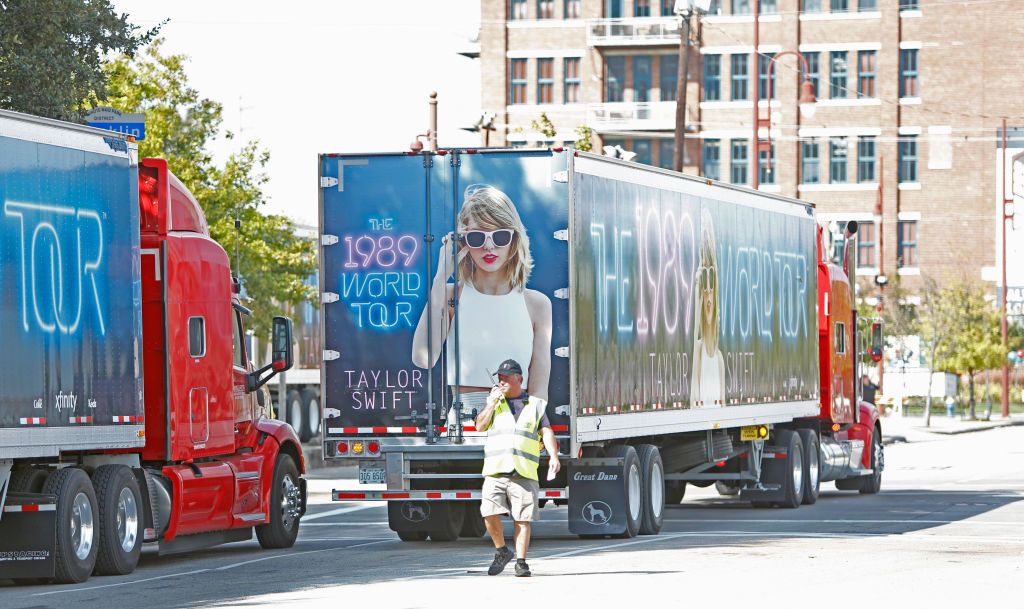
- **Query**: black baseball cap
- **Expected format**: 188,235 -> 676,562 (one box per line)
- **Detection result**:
496,359 -> 523,377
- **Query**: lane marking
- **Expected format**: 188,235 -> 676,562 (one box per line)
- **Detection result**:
300,521 -> 390,527
658,518 -> 1024,527
303,503 -> 384,521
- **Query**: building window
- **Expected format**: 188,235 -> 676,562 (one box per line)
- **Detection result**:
606,56 -> 625,102
564,58 -> 580,103
510,59 -> 527,104
635,0 -> 651,16
510,0 -> 528,20
658,139 -> 675,169
899,136 -> 918,183
708,0 -> 721,14
758,143 -> 776,184
802,139 -> 820,184
858,221 -> 876,267
803,0 -> 822,11
897,220 -> 918,267
730,139 -> 748,185
857,51 -> 876,98
188,317 -> 206,358
703,139 -> 721,180
537,0 -> 554,18
660,55 -> 678,102
634,55 -> 652,102
900,49 -> 919,98
704,54 -> 721,101
565,0 -> 581,18
731,54 -> 749,101
606,0 -> 623,17
859,0 -> 877,10
731,0 -> 750,15
660,0 -> 675,16
537,58 -> 554,104
761,0 -> 777,13
829,51 -> 848,99
802,52 -> 820,98
857,136 -> 876,182
758,53 -> 776,100
831,0 -> 849,11
899,0 -> 919,9
633,139 -> 652,165
830,137 -> 848,183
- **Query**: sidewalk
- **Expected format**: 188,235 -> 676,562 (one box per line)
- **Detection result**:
880,412 -> 1024,444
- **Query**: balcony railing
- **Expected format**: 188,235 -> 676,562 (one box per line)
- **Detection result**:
587,101 -> 689,132
587,17 -> 682,47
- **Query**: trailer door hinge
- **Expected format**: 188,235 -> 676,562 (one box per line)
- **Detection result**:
322,292 -> 339,304
320,176 -> 339,189
553,229 -> 568,241
321,234 -> 339,246
554,346 -> 569,358
323,350 -> 340,361
553,171 -> 568,183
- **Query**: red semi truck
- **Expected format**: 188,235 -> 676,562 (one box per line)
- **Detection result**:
318,149 -> 884,540
0,110 -> 306,583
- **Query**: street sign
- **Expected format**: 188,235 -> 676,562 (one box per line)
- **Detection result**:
85,107 -> 146,141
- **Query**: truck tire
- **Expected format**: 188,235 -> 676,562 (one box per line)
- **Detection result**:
427,501 -> 465,542
286,389 -> 308,442
635,444 -> 664,535
715,480 -> 741,496
460,501 -> 488,538
44,468 -> 99,584
302,388 -> 321,439
664,481 -> 686,505
797,429 -> 821,505
776,430 -> 804,509
256,454 -> 302,549
605,445 -> 641,538
9,467 -> 49,493
858,426 -> 883,495
397,530 -> 428,541
92,465 -> 143,576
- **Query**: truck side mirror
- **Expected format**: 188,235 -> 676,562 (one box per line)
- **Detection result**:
271,316 -> 294,372
870,321 -> 883,363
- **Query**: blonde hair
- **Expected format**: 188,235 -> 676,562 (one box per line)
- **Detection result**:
697,207 -> 720,352
457,185 -> 533,291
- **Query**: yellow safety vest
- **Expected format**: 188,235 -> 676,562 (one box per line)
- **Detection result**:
482,396 -> 548,481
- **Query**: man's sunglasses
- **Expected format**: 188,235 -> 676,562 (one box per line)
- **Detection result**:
461,229 -> 514,249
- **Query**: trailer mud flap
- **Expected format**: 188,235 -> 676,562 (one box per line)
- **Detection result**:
567,458 -> 626,536
387,500 -> 461,533
0,493 -> 57,579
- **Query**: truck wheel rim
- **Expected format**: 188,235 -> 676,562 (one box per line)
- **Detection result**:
281,473 -> 301,530
791,441 -> 803,499
71,492 -> 95,561
308,398 -> 320,435
651,461 -> 664,520
808,442 -> 819,490
628,463 -> 641,522
117,487 -> 139,552
289,399 -> 302,431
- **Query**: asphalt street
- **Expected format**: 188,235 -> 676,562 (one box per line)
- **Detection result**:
2,423 -> 1022,607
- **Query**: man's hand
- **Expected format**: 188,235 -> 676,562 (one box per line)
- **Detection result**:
547,455 -> 561,481
486,383 -> 507,406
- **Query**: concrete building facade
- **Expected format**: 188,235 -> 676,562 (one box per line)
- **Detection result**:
477,0 -> 1024,298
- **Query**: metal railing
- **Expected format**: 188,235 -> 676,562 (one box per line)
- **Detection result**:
586,17 -> 681,46
586,101 -> 689,131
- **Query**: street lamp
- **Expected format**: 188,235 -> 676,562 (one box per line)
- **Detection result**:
409,91 -> 439,152
754,51 -> 817,187
672,0 -> 713,172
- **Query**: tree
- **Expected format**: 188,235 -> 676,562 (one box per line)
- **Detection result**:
0,0 -> 160,120
917,276 -> 959,426
92,41 -> 316,338
574,124 -> 594,152
529,112 -> 556,139
929,278 -> 1005,420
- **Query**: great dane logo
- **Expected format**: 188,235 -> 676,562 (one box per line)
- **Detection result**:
401,501 -> 430,523
581,500 -> 612,526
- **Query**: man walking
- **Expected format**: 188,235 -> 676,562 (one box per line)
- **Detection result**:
475,359 -> 560,577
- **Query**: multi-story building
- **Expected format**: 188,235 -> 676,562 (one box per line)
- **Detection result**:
478,0 -> 1024,298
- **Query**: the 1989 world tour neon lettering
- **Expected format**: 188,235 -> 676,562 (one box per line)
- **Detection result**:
4,200 -> 106,335
338,230 -> 422,330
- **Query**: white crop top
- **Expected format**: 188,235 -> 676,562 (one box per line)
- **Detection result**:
446,282 -> 534,387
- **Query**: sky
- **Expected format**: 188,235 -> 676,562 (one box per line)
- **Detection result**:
112,0 -> 482,226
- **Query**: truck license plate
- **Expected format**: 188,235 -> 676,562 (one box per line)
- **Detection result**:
358,466 -> 386,484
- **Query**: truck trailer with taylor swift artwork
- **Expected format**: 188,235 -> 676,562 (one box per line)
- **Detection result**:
319,148 -> 885,540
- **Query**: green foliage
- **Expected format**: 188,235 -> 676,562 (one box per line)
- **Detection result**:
0,0 -> 160,120
574,124 -> 594,152
530,112 -> 557,139
92,41 -> 316,338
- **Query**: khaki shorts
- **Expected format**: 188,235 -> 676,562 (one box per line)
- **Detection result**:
480,474 -> 540,522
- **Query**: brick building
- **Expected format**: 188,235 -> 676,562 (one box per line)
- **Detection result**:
477,0 -> 1024,296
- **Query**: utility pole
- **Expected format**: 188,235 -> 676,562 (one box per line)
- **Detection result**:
1001,118 -> 1011,418
673,9 -> 691,172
